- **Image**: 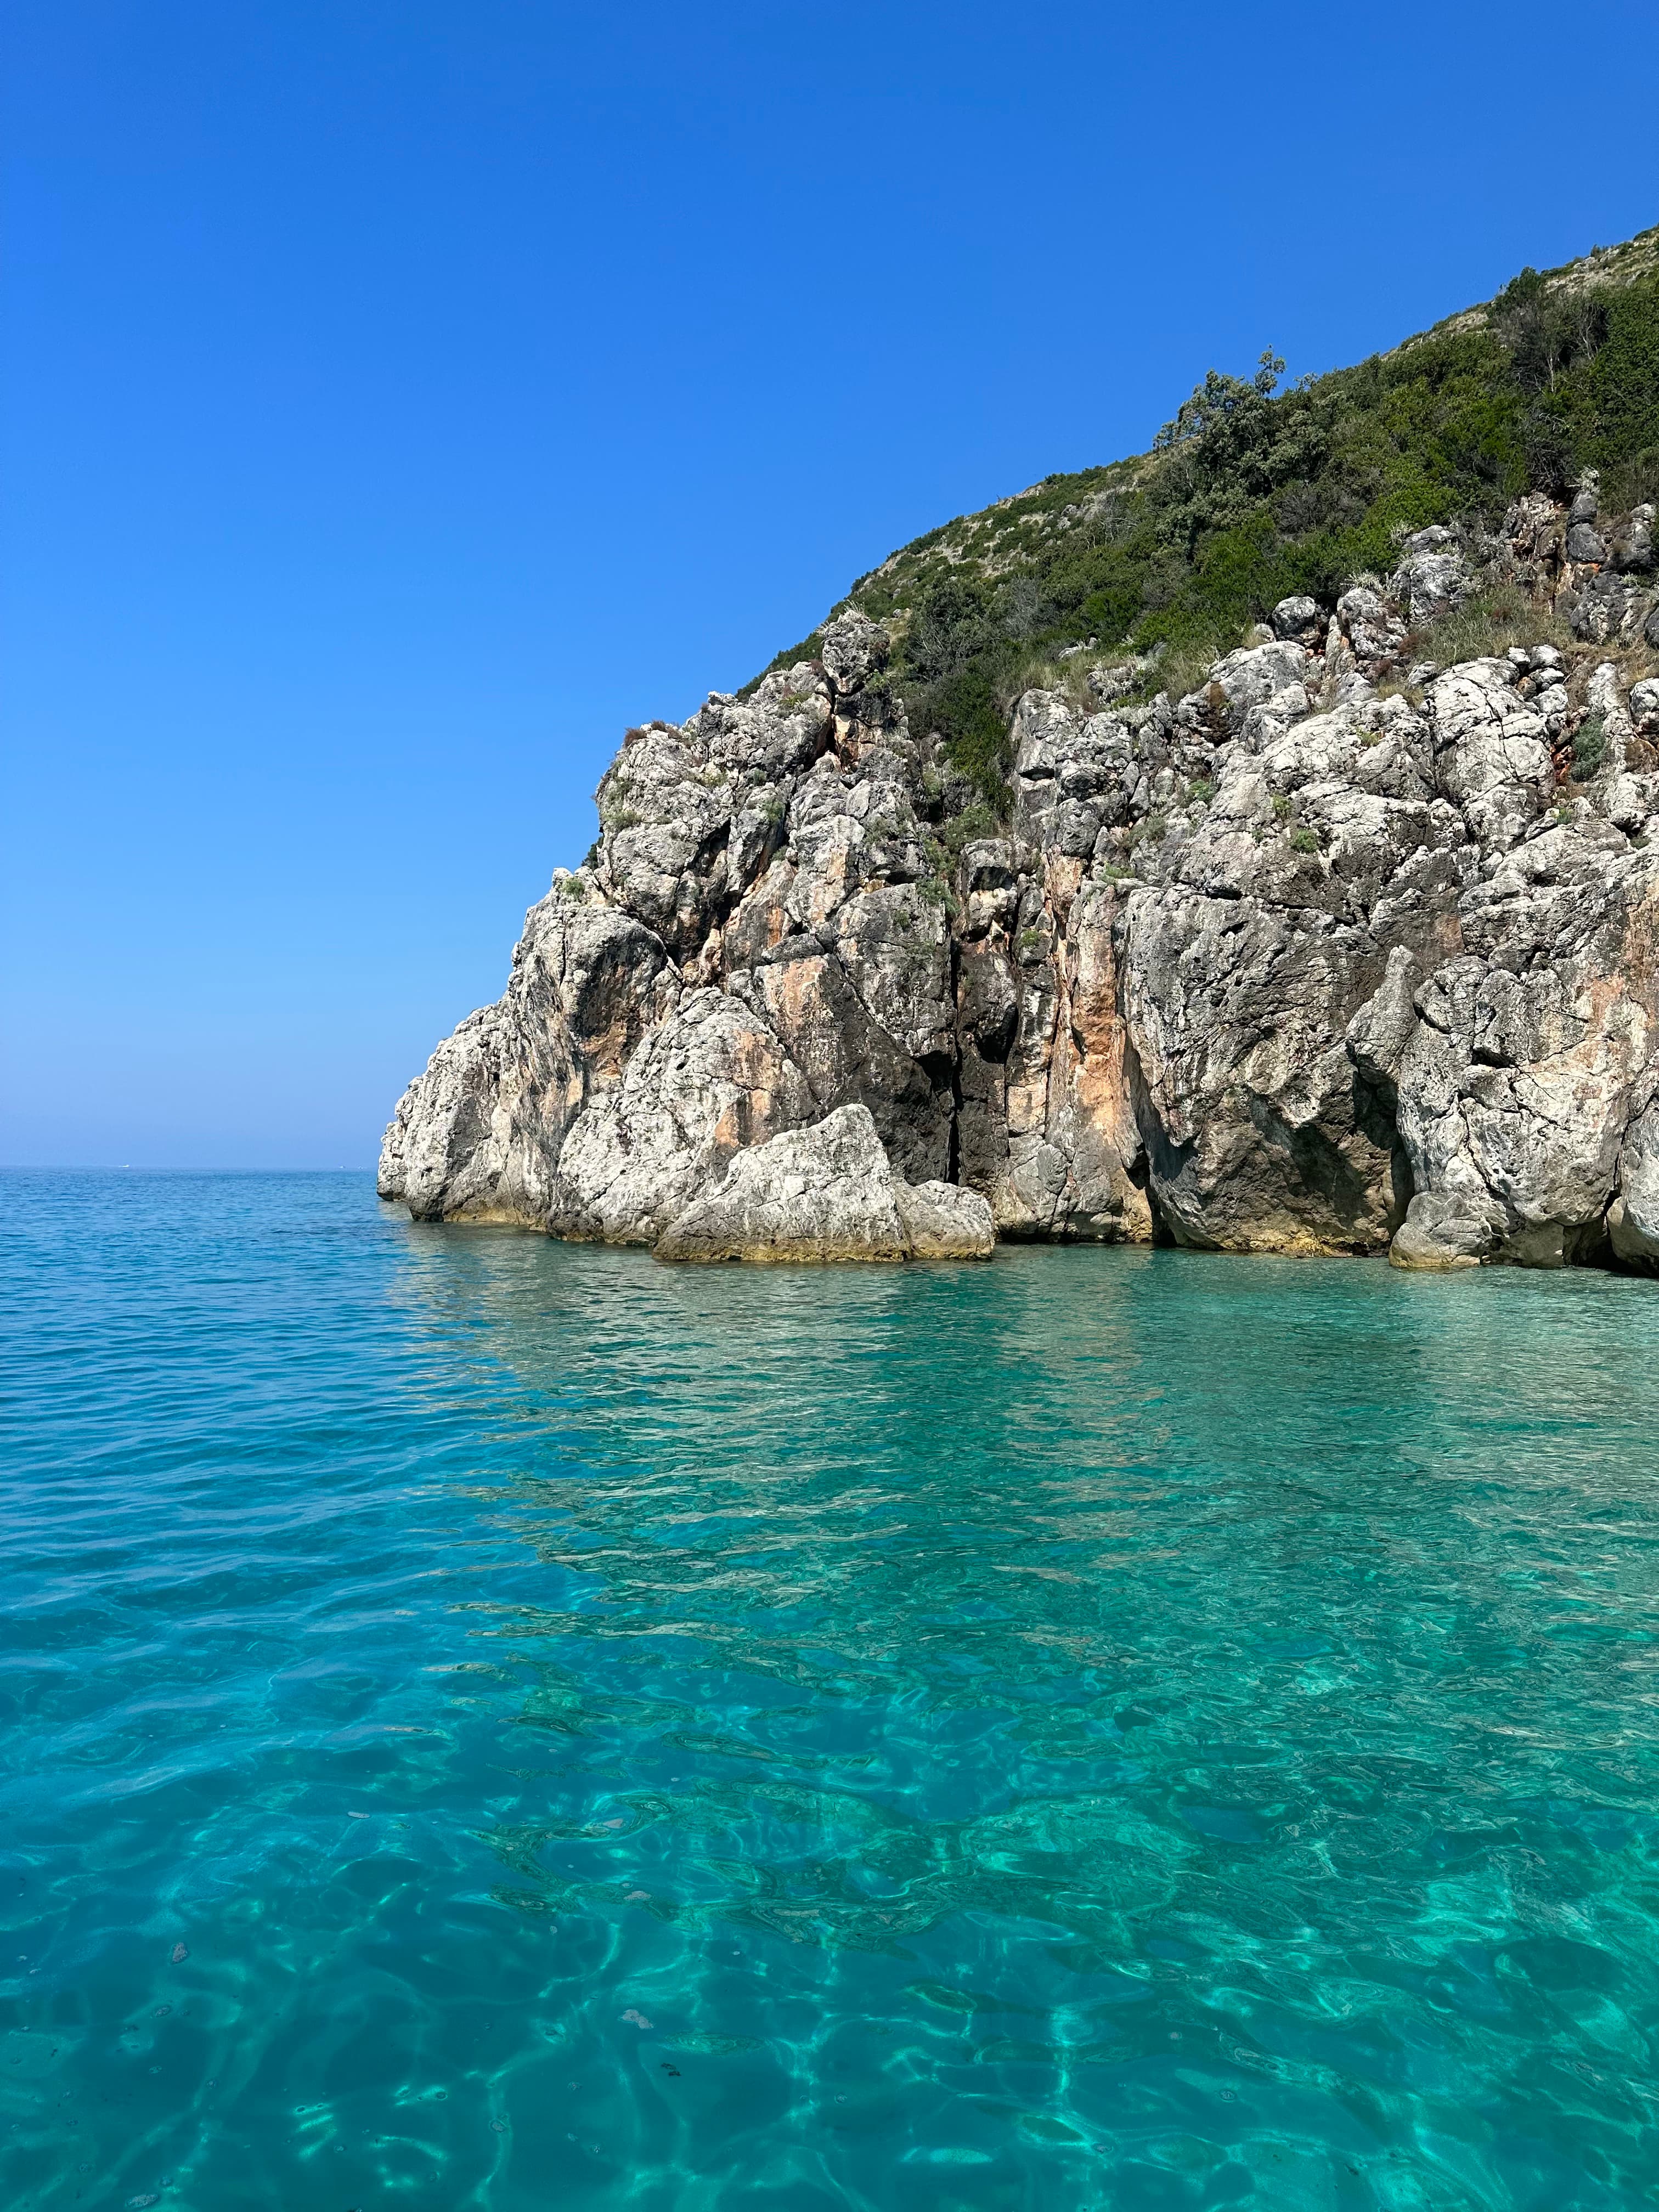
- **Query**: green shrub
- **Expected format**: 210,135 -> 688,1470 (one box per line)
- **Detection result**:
1583,277 -> 1659,475
944,800 -> 1004,854
876,324 -> 1539,779
1290,826 -> 1319,854
1573,715 -> 1609,778
741,629 -> 825,698
742,234 -> 1659,799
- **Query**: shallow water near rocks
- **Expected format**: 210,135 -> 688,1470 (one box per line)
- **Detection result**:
4,1170 -> 1659,2210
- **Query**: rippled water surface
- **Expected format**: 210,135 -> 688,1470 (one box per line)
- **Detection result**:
5,1171 -> 1659,2210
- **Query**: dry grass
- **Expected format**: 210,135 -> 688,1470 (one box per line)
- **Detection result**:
1143,634 -> 1247,707
1411,585 -> 1657,718
991,645 -> 1093,715
1602,449 -> 1659,511
993,623 -> 1256,719
1410,587 -> 1576,670
994,589 -> 1658,733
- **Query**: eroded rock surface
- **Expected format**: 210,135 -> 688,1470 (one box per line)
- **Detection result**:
383,501 -> 1659,1273
653,1103 -> 994,1263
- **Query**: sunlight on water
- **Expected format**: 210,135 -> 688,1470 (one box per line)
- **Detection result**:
3,1171 -> 1658,2209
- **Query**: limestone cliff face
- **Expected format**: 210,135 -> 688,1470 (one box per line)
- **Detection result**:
381,494 -> 1659,1271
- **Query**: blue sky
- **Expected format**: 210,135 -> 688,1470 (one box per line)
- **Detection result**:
5,0 -> 1657,1167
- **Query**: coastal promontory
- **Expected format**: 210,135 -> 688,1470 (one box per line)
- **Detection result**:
381,230 -> 1659,1272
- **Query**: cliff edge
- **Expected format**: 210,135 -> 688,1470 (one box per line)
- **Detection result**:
381,236 -> 1659,1271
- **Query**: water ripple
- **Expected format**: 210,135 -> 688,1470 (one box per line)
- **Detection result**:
2,1171 -> 1658,2207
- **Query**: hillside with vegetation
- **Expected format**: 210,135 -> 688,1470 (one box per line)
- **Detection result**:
748,226 -> 1659,806
386,221 -> 1659,1282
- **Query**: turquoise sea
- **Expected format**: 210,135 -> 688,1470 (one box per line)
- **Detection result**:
4,1170 -> 1659,2210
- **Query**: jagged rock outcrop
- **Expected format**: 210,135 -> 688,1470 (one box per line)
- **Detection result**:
653,1103 -> 994,1263
382,480 -> 1659,1274
548,989 -> 817,1245
381,896 -> 675,1224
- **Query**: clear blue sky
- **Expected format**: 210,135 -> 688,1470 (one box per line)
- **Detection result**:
5,1 -> 1656,1167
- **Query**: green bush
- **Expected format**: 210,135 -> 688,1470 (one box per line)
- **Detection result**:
878,323 -> 1543,787
737,628 -> 825,701
1573,715 -> 1609,778
944,799 -> 1004,854
745,234 -> 1659,808
1585,279 -> 1659,474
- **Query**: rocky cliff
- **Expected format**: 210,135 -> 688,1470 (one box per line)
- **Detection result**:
381,243 -> 1659,1270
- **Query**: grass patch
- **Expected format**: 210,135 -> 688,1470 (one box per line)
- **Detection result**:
1413,589 -> 1573,668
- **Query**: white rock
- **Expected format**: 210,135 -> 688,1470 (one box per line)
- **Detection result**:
379,888 -> 674,1223
1430,660 -> 1553,850
653,1104 -> 994,1263
551,990 -> 817,1244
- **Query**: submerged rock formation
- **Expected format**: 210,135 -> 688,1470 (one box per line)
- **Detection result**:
382,507 -> 1659,1274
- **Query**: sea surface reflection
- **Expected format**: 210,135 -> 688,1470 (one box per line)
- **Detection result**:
3,1172 -> 1657,2208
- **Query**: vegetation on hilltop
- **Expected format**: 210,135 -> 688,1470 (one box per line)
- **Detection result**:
746,228 -> 1659,808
